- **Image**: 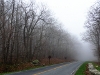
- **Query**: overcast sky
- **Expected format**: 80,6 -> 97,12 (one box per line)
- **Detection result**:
35,0 -> 96,36
24,0 -> 97,61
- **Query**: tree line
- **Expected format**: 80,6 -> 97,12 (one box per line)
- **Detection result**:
84,1 -> 100,61
0,0 -> 78,65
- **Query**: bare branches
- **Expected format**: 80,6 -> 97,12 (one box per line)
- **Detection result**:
84,1 -> 100,61
0,0 -> 78,68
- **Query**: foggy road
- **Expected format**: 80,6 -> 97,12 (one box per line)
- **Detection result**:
6,62 -> 83,75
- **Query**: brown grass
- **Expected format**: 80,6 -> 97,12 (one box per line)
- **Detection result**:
85,64 -> 91,75
0,58 -> 67,73
40,58 -> 67,65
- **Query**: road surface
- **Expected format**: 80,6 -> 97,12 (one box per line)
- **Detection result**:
6,62 -> 83,75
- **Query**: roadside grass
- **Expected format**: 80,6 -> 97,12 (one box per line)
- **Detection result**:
0,58 -> 67,75
0,62 -> 63,75
92,62 -> 100,71
0,65 -> 45,75
75,62 -> 88,75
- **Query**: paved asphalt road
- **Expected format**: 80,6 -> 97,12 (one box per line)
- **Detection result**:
6,62 -> 83,75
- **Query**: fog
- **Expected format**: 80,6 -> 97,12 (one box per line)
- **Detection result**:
76,42 -> 97,61
23,0 -> 97,61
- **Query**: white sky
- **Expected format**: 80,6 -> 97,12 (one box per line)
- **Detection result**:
24,0 -> 97,61
35,0 -> 97,60
35,0 -> 97,36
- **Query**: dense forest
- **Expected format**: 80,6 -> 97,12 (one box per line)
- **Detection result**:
0,0 -> 79,70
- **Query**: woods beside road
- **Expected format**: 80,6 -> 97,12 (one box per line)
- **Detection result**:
1,0 -> 100,74
5,62 -> 83,75
0,0 -> 80,73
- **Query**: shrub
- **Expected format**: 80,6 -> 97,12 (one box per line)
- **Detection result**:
32,60 -> 39,65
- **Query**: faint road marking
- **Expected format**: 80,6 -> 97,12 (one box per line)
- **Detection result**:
33,64 -> 69,75
71,64 -> 81,75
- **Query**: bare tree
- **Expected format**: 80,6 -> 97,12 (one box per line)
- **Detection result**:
0,1 -> 79,72
84,1 -> 100,61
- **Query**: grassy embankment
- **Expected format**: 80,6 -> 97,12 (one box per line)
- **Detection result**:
0,65 -> 43,75
75,62 -> 88,75
92,62 -> 100,71
0,58 -> 67,75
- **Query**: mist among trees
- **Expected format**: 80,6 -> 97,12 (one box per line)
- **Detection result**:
84,0 -> 100,61
0,0 -> 80,68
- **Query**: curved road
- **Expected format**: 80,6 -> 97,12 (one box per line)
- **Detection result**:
6,62 -> 83,75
